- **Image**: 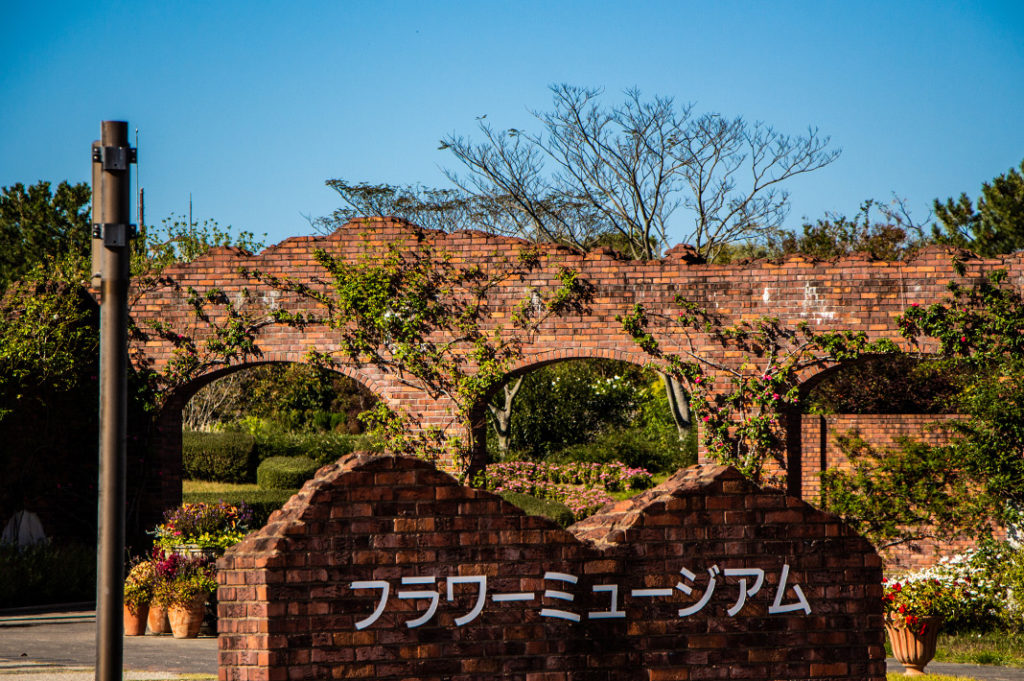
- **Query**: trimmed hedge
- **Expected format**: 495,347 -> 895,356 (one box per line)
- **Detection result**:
498,492 -> 575,528
252,432 -> 377,467
257,456 -> 320,490
182,431 -> 256,483
183,490 -> 297,528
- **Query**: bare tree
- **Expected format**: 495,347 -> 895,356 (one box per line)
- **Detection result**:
486,376 -> 524,457
183,372 -> 248,431
317,179 -> 611,253
441,84 -> 840,261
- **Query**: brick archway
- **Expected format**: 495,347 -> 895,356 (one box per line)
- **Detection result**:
144,358 -> 389,528
129,218 -> 1024,506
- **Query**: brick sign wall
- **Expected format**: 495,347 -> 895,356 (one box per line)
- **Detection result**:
216,453 -> 885,681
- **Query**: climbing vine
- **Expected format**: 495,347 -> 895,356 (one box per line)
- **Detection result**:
618,298 -> 898,486
246,237 -> 591,470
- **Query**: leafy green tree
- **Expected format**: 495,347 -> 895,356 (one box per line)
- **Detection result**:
772,199 -> 925,261
183,363 -> 375,434
933,159 -> 1024,256
500,360 -> 646,459
0,181 -> 91,290
495,359 -> 695,473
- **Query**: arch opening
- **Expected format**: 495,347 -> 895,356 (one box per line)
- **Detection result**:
473,356 -> 699,523
144,360 -> 385,537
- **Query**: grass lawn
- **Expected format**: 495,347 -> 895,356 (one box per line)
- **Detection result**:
934,632 -> 1024,667
183,479 -> 260,494
889,676 -> 979,680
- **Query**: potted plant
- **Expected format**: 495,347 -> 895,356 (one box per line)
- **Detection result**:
122,559 -> 155,636
882,576 -> 962,676
152,501 -> 252,558
153,551 -> 217,639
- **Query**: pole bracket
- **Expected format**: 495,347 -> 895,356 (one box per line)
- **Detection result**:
92,223 -> 136,247
91,145 -> 137,171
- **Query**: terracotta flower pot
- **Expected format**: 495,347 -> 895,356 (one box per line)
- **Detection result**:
885,616 -> 941,676
123,603 -> 149,636
168,600 -> 206,639
147,602 -> 170,634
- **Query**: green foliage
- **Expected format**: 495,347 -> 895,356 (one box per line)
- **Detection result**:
491,359 -> 695,473
497,492 -> 574,528
0,269 -> 100,534
804,355 -> 968,415
183,490 -> 295,527
821,434 -> 997,548
249,429 -> 375,467
257,456 -> 320,490
186,363 -> 376,434
0,277 -> 97,421
128,216 -> 269,413
933,159 -> 1024,256
821,267 -> 1024,547
0,180 -> 91,290
503,361 -> 646,458
133,214 -> 264,276
898,270 -> 1024,513
771,199 -> 925,261
0,541 -> 96,608
181,431 -> 256,483
551,426 -> 695,473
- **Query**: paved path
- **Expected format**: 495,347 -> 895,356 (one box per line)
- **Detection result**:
5,609 -> 1024,680
0,612 -> 216,680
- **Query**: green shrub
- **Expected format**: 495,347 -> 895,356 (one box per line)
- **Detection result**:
497,492 -> 574,528
252,431 -> 376,467
257,456 -> 320,490
183,490 -> 297,527
549,426 -> 696,473
182,431 -> 256,483
0,541 -> 96,608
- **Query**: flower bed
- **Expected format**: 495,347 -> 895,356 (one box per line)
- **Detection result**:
478,460 -> 653,519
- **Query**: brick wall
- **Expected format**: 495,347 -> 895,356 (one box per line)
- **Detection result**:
216,453 -> 885,681
130,220 -> 1023,562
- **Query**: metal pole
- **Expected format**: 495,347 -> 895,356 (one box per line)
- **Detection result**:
94,120 -> 134,681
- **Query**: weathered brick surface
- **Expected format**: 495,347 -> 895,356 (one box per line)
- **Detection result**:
216,453 -> 885,680
129,219 -> 1024,525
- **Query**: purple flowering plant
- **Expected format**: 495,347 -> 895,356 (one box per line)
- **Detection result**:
152,501 -> 253,551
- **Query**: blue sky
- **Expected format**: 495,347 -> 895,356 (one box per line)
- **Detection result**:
2,1 -> 1023,249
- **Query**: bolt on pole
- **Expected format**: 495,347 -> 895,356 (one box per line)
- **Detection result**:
92,120 -> 135,681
